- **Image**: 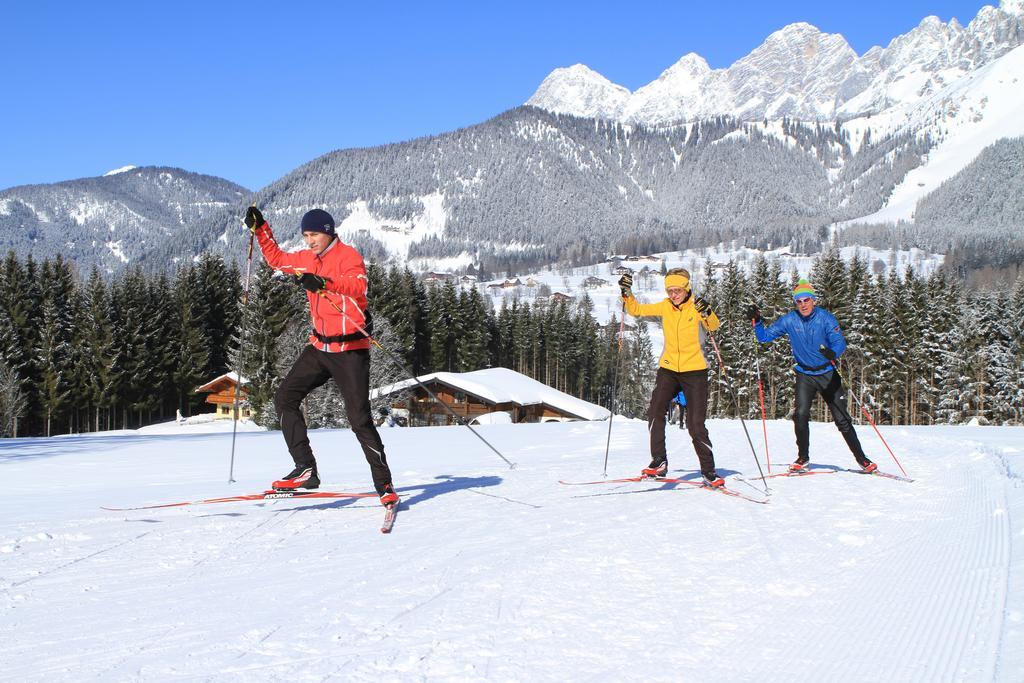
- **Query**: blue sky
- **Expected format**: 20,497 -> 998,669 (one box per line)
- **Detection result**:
0,1 -> 993,192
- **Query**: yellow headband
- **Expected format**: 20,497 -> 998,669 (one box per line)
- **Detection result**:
664,273 -> 690,292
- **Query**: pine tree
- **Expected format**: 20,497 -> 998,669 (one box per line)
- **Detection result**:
901,267 -> 929,425
977,291 -> 1017,423
64,284 -> 94,432
0,252 -> 34,436
571,295 -> 601,401
936,306 -> 974,424
109,267 -> 151,428
11,254 -> 43,435
0,359 -> 26,437
367,315 -> 415,421
80,267 -> 115,431
1007,276 -> 1024,423
173,265 -> 212,417
195,253 -> 241,377
36,257 -> 76,435
618,321 -> 655,418
232,262 -> 292,425
596,314 -> 623,412
810,244 -> 847,319
427,280 -> 458,372
711,260 -> 750,417
455,287 -> 491,373
145,273 -> 178,423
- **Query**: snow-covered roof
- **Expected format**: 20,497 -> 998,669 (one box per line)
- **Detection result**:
194,372 -> 251,393
371,367 -> 610,421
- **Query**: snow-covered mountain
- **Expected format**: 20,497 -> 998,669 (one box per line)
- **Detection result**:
524,1 -> 1024,258
839,41 -> 1024,224
529,65 -> 631,122
528,1 -> 1024,124
0,168 -> 248,272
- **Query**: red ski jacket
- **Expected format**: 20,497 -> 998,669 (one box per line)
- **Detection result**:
255,224 -> 371,352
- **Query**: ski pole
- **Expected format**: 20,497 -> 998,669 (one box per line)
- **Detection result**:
825,353 -> 908,477
290,271 -> 516,469
602,300 -> 626,477
227,219 -> 257,483
750,320 -> 771,474
707,331 -> 770,493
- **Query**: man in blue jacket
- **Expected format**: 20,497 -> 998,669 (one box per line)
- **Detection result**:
747,279 -> 877,474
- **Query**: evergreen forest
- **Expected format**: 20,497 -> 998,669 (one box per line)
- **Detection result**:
1,249 -> 1021,438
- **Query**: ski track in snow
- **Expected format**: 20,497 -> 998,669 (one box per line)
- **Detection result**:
0,421 -> 1020,681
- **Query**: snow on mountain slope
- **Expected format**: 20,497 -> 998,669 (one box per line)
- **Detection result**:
621,53 -> 714,123
725,22 -> 858,121
529,2 -> 1024,125
530,23 -> 862,124
527,64 -> 630,120
0,420 -> 1021,679
840,42 -> 1024,224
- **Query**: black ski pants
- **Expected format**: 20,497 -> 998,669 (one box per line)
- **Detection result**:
793,370 -> 867,463
274,345 -> 392,494
647,368 -> 716,476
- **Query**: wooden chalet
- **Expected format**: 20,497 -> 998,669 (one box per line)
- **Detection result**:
370,368 -> 609,427
194,372 -> 252,420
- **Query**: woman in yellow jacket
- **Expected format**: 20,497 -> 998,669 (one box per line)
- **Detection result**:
618,268 -> 724,488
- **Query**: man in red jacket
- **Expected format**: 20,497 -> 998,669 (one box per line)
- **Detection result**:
244,206 -> 398,507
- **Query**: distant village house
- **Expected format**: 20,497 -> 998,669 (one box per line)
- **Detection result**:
370,368 -> 609,427
194,373 -> 252,420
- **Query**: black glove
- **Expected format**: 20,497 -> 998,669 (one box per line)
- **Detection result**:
819,345 -> 837,362
746,304 -> 762,323
693,296 -> 714,318
244,206 -> 265,233
618,272 -> 633,298
295,273 -> 328,293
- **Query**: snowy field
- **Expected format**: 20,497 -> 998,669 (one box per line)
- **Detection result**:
1,418 -> 1022,681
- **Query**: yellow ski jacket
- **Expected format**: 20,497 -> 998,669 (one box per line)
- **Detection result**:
623,295 -> 721,372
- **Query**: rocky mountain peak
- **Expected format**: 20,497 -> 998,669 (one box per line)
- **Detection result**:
528,3 -> 1024,124
526,64 -> 629,120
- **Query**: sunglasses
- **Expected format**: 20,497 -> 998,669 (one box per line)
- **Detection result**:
666,287 -> 687,296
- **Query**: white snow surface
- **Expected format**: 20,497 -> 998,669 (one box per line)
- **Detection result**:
370,367 -> 610,421
105,240 -> 129,264
1,419 -> 1022,680
103,165 -> 137,177
336,192 -> 447,261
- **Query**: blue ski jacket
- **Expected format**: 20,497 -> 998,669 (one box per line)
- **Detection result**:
754,307 -> 847,376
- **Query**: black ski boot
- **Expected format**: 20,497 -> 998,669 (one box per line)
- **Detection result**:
272,465 -> 320,490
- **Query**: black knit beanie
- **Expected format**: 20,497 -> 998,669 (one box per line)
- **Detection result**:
300,209 -> 336,236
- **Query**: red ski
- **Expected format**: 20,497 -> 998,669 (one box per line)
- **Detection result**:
557,476 -> 649,485
844,469 -> 914,483
558,476 -> 768,504
102,489 -> 377,511
380,503 -> 398,533
747,469 -> 838,481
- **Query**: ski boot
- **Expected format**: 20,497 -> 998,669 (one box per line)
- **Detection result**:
702,471 -> 725,489
379,483 -> 399,508
788,458 -> 810,474
272,465 -> 320,490
856,457 -> 878,474
640,459 -> 667,479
